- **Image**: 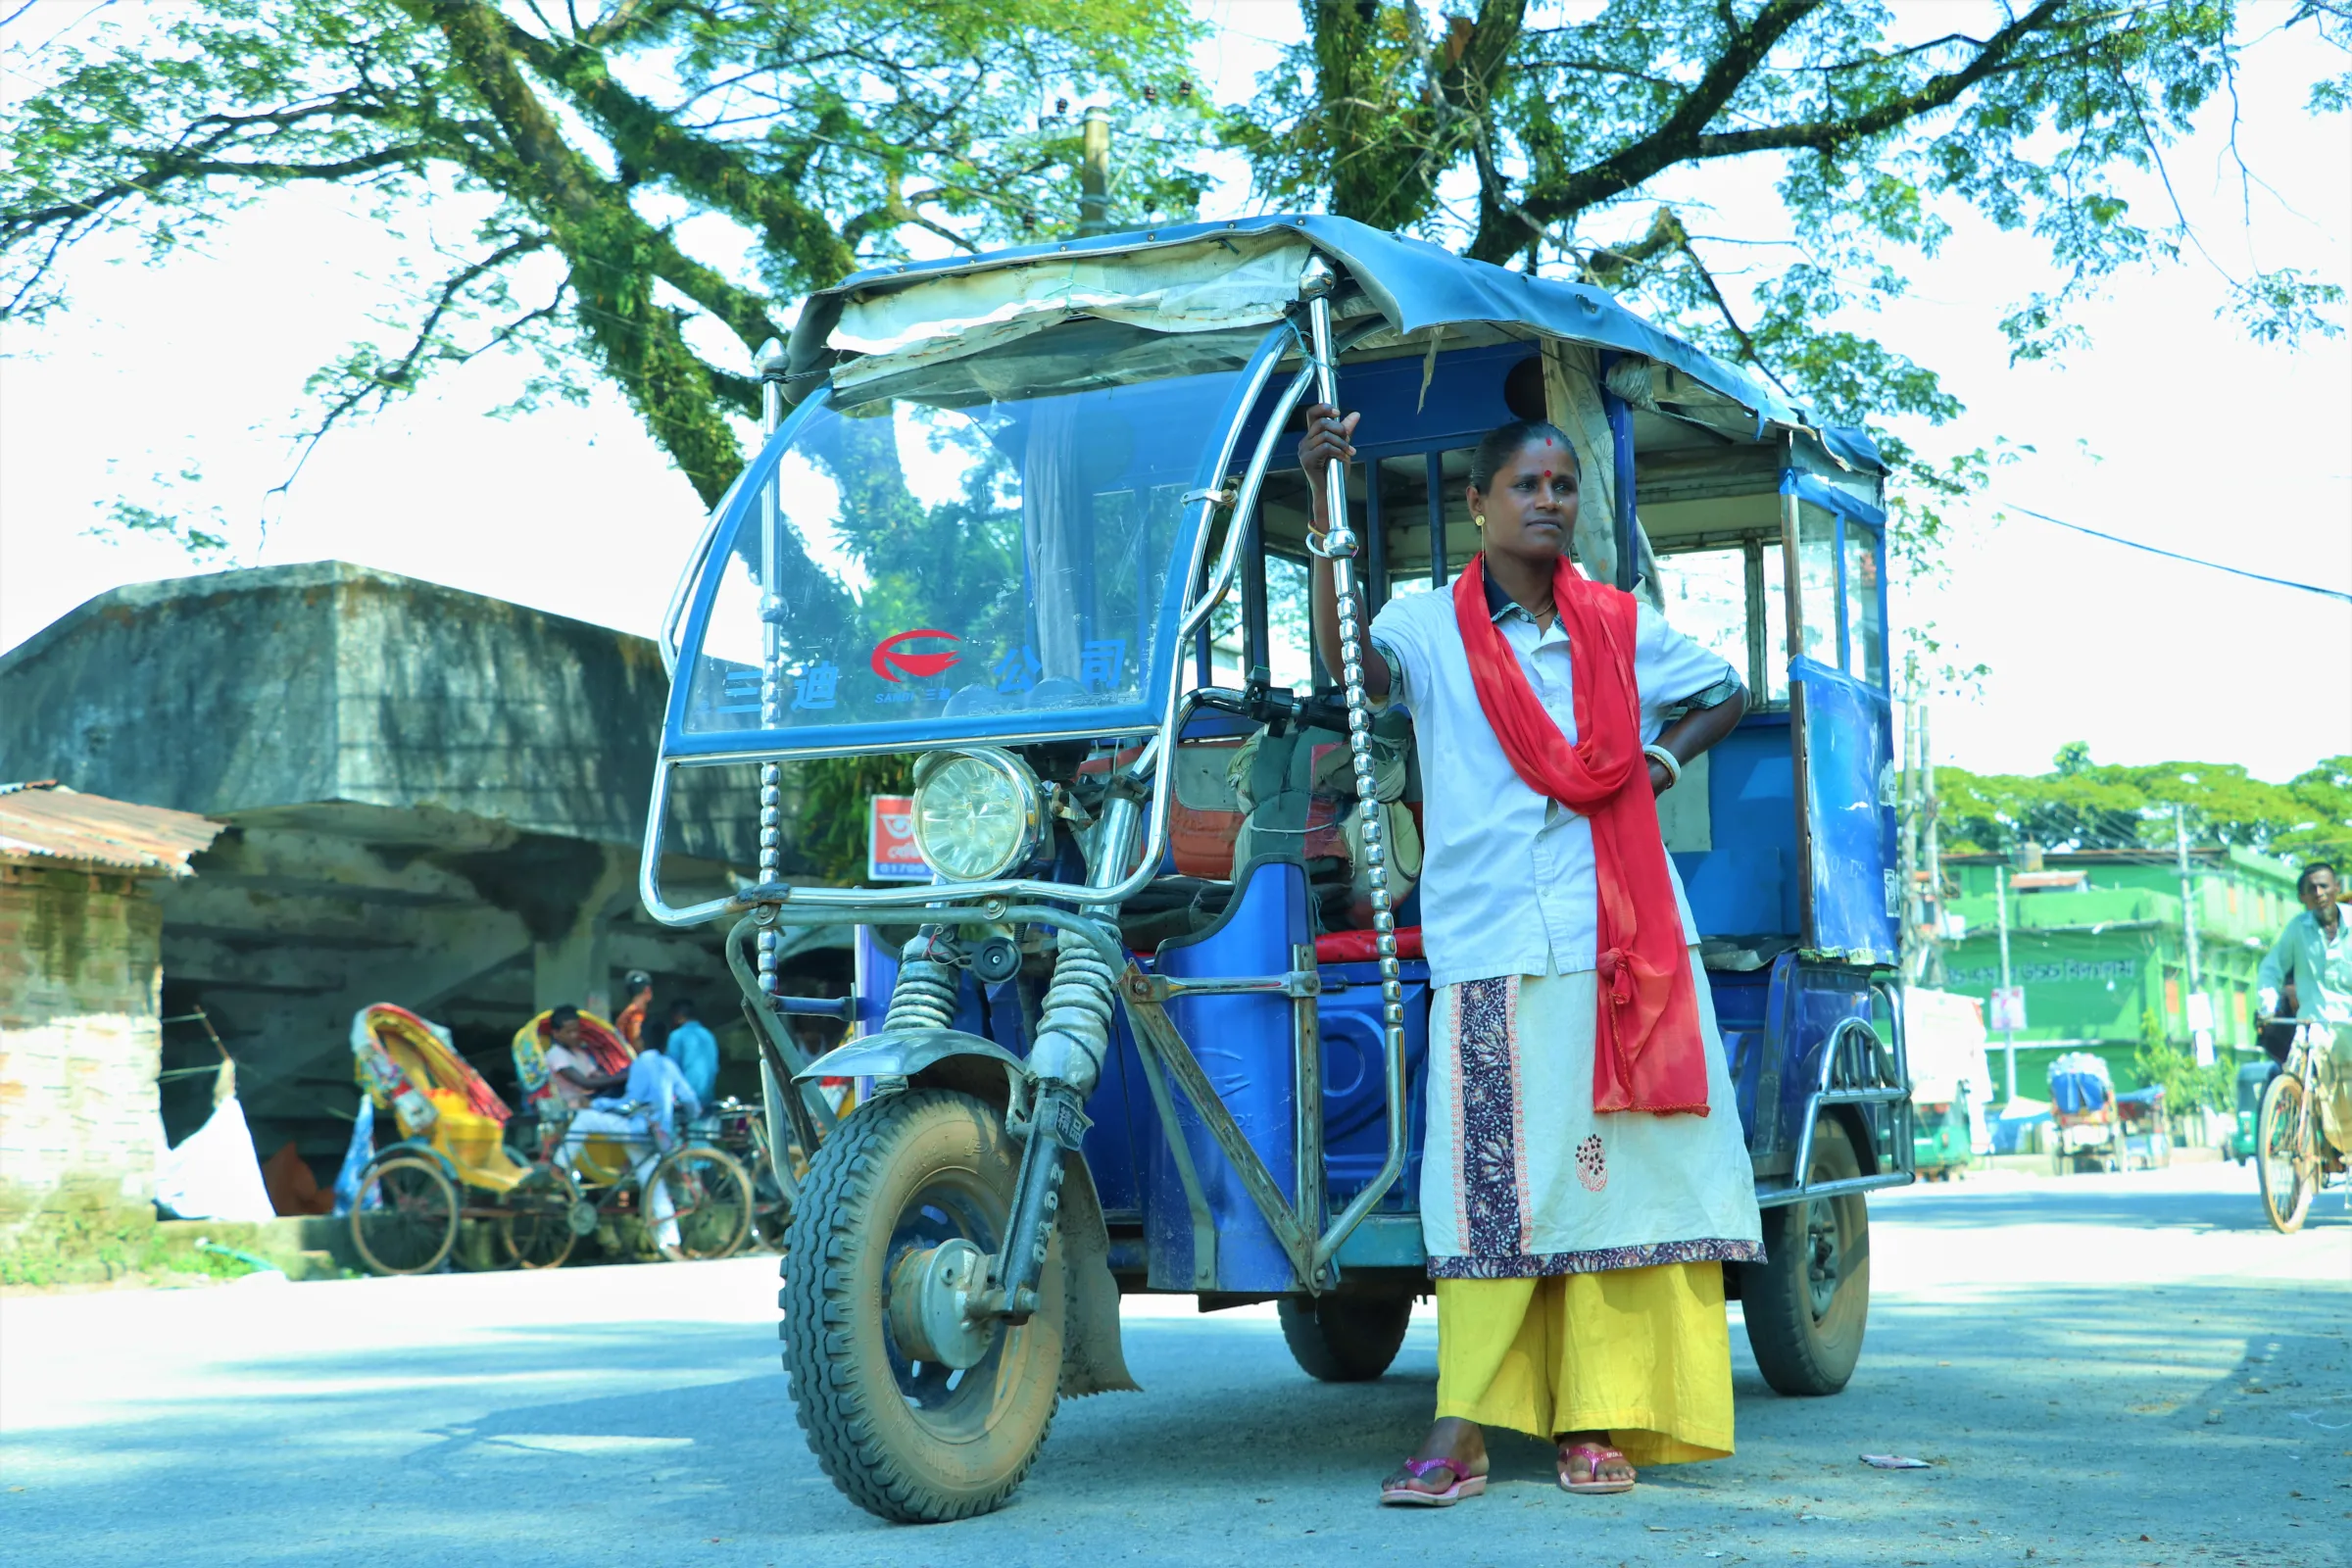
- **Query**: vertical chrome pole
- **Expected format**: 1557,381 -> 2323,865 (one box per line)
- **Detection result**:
753,340 -> 793,1172
755,339 -> 789,1002
1299,256 -> 1406,1279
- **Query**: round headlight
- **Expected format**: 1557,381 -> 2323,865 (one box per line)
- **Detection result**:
910,749 -> 1041,884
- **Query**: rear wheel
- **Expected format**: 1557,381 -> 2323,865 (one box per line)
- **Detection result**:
2257,1073 -> 2316,1234
1279,1293 -> 1414,1382
499,1164 -> 583,1270
1738,1116 -> 1870,1396
782,1089 -> 1061,1523
350,1153 -> 459,1277
650,1145 -> 755,1262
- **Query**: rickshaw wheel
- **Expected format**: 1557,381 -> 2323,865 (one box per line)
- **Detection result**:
1278,1293 -> 1413,1382
2256,1074 -> 2315,1234
499,1164 -> 583,1270
350,1153 -> 460,1277
782,1089 -> 1061,1524
1738,1116 -> 1869,1396
650,1144 -> 756,1262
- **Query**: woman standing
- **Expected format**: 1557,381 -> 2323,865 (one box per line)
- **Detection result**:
1298,405 -> 1762,1502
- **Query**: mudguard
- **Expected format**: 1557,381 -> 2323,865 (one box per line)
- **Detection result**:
792,1027 -> 1030,1085
1054,1152 -> 1140,1396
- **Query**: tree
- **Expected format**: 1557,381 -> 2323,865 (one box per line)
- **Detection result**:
2,0 -> 1206,507
1228,1 -> 2349,569
1937,746 -> 2352,861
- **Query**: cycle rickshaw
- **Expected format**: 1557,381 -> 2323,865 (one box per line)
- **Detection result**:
639,215 -> 1916,1521
345,1004 -> 755,1273
508,1008 -> 758,1266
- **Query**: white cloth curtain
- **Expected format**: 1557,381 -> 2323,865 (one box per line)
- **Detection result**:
1542,341 -> 1664,611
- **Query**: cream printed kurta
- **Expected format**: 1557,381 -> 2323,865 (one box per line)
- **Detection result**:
1419,951 -> 1764,1278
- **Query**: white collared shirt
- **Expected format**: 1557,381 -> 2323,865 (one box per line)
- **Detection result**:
1369,580 -> 1737,989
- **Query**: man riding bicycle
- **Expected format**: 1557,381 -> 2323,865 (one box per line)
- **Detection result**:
2256,861 -> 2352,1164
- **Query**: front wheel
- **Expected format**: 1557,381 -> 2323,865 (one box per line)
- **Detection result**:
782,1089 -> 1062,1523
1738,1115 -> 1870,1396
2257,1073 -> 2316,1234
1279,1292 -> 1414,1382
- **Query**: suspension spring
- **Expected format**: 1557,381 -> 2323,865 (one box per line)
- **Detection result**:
1032,935 -> 1117,1089
882,932 -> 961,1033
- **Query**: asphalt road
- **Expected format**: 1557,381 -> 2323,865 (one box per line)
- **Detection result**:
4,1162 -> 2345,1568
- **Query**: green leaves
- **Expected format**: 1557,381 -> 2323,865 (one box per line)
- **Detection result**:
1,0 -> 1204,509
1233,0 -> 2347,537
1937,747 -> 2352,860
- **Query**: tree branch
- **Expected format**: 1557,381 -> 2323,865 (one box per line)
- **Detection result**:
493,11 -> 858,287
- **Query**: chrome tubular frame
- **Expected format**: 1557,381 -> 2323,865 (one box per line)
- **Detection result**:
639,326 -> 1298,929
1753,992 -> 1916,1207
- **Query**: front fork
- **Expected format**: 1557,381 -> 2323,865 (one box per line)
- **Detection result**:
878,787 -> 1140,1326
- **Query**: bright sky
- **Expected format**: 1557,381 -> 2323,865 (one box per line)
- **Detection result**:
3,3 -> 2346,784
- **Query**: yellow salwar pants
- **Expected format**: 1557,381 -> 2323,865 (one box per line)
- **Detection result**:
1434,1261 -> 1734,1465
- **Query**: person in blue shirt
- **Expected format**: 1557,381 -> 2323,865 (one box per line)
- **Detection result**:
663,999 -> 720,1106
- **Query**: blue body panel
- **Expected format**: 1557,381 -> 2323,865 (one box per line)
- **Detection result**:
1147,861 -> 1309,1292
1316,960 -> 1429,1213
1671,710 -> 1799,940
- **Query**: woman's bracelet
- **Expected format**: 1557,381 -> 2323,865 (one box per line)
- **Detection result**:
1642,744 -> 1683,790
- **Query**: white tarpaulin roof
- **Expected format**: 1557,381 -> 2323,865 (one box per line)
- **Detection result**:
831,230 -> 1313,392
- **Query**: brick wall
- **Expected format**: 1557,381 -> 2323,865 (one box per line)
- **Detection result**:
0,860 -> 164,1224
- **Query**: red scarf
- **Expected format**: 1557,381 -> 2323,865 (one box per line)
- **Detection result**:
1452,554 -> 1708,1116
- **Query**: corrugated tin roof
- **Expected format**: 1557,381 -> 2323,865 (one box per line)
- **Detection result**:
0,783 -> 222,875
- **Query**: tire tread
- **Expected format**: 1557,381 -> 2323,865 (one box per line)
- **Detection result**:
782,1090 -> 1055,1523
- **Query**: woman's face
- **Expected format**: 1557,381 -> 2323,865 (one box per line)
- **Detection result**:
1469,437 -> 1580,565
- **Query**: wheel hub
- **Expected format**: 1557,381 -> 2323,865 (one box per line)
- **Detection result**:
887,1237 -> 993,1370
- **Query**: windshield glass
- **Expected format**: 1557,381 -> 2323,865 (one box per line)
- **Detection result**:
673,335 -> 1266,754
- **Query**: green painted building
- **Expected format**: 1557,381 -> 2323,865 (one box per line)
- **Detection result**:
1936,847 -> 2301,1103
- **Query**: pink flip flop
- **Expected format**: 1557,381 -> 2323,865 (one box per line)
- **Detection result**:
1380,1455 -> 1488,1506
1558,1442 -> 1636,1494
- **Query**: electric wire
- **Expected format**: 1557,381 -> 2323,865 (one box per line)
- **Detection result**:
2000,501 -> 2352,604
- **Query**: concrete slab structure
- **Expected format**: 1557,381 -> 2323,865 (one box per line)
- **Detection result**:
0,563 -> 811,1175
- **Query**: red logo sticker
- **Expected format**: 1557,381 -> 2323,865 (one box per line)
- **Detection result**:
869,629 -> 960,682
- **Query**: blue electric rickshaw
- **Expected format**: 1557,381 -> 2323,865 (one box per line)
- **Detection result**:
641,216 -> 1915,1523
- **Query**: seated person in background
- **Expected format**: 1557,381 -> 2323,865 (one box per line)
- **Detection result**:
615,970 -> 655,1050
542,1004 -> 628,1109
663,999 -> 720,1106
599,1048 -> 705,1152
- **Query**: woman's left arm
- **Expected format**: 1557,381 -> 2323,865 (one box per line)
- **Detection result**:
1646,687 -> 1746,795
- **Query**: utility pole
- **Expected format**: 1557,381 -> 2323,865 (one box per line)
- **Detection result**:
1898,673 -> 1926,984
1922,696 -> 1945,988
2176,804 -> 2210,1065
1995,861 -> 2016,1102
1076,107 -> 1111,236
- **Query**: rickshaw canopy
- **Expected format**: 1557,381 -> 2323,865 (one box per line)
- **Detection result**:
785,214 -> 1882,473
